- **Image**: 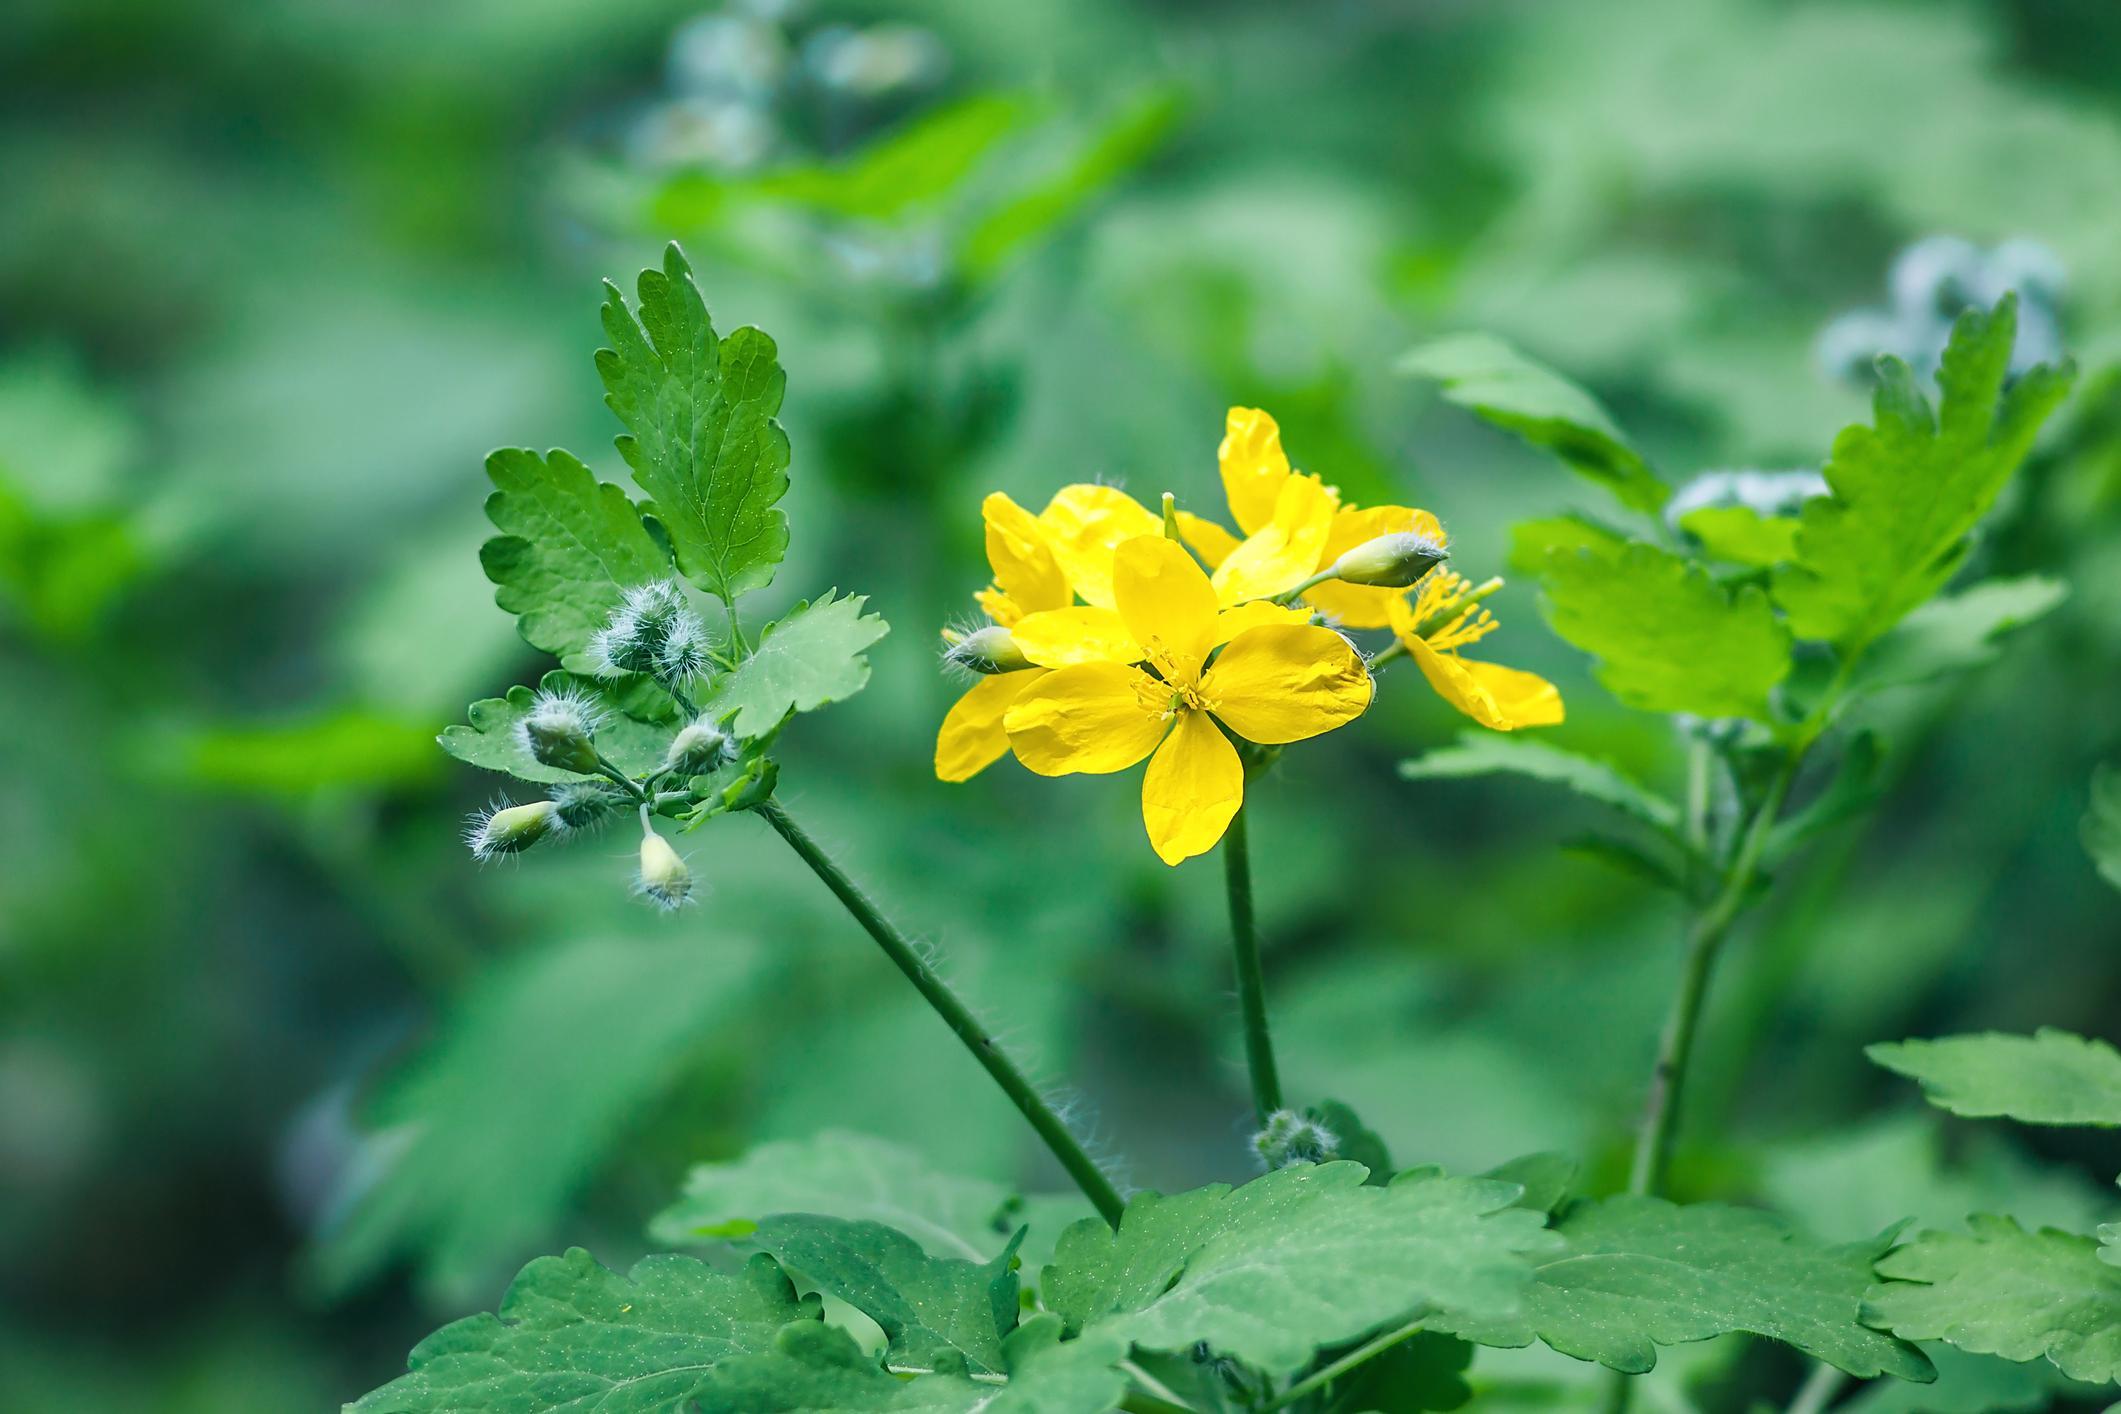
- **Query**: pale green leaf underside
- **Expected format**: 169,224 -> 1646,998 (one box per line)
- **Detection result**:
1852,576 -> 2067,694
693,1319 -> 1127,1414
438,672 -> 671,784
598,243 -> 791,605
479,447 -> 671,671
1866,1217 -> 2121,1384
1401,731 -> 1681,839
702,591 -> 891,738
1541,542 -> 1793,722
1868,1029 -> 2121,1127
751,1216 -> 1019,1376
1043,1162 -> 1557,1378
1772,297 -> 2074,651
1437,1196 -> 1933,1381
348,1248 -> 815,1413
1400,332 -> 1668,512
2085,765 -> 2121,894
650,1130 -> 1085,1268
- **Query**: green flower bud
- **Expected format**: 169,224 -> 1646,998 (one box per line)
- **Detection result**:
1325,531 -> 1448,589
466,799 -> 560,860
1249,1108 -> 1340,1170
515,689 -> 603,774
551,781 -> 621,831
943,624 -> 1032,675
664,719 -> 735,774
635,828 -> 693,911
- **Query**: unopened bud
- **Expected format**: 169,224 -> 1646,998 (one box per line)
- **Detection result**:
664,719 -> 735,774
551,781 -> 621,831
516,689 -> 602,774
635,828 -> 693,911
466,799 -> 560,860
591,581 -> 697,678
1249,1108 -> 1340,1171
658,610 -> 711,681
943,624 -> 1031,675
1325,532 -> 1448,589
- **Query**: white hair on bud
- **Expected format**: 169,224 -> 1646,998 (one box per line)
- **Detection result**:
464,797 -> 564,862
657,608 -> 711,680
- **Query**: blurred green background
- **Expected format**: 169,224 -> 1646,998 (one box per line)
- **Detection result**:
5,0 -> 2120,1408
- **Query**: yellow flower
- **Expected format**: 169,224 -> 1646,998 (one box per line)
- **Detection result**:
1177,407 -> 1448,626
937,487 -> 1163,781
1385,571 -> 1563,732
1004,536 -> 1374,865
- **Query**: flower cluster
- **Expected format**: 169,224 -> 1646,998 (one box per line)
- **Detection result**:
936,407 -> 1561,863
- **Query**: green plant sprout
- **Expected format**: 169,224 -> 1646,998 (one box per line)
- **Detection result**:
352,246 -> 2105,1414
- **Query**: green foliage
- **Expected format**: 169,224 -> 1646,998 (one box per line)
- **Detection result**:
1868,1029 -> 2121,1127
438,672 -> 671,783
1865,1217 -> 2121,1384
652,1131 -> 1056,1260
479,447 -> 671,671
1540,542 -> 1793,722
349,1248 -> 816,1413
1773,299 -> 2074,651
1851,577 -> 2068,694
1839,1344 -> 2056,1414
701,592 -> 891,739
312,933 -> 761,1302
1679,505 -> 1801,568
597,243 -> 791,607
2085,765 -> 2121,892
1042,1163 -> 1556,1377
1399,333 -> 1668,511
1401,732 -> 1681,840
1313,1331 -> 1476,1412
1437,1196 -> 1933,1381
750,1216 -> 1020,1376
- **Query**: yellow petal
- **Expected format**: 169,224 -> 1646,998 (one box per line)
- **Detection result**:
976,585 -> 1025,627
1204,623 -> 1374,745
1218,407 -> 1292,535
1383,587 -> 1421,644
1306,504 -> 1447,630
1141,708 -> 1244,866
1213,600 -> 1312,645
1113,535 -> 1220,681
1039,484 -> 1161,608
935,670 -> 1044,782
1011,606 -> 1143,668
1175,510 -> 1241,570
1004,661 -> 1168,776
1210,472 -> 1337,606
983,492 -> 1070,617
1407,637 -> 1563,731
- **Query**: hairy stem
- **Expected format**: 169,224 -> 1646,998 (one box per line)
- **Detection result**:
1222,804 -> 1284,1122
1785,1362 -> 1849,1414
755,798 -> 1127,1227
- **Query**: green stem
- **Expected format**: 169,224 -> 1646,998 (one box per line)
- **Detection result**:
1265,1319 -> 1425,1411
1223,804 -> 1284,1122
1785,1362 -> 1848,1414
755,798 -> 1127,1227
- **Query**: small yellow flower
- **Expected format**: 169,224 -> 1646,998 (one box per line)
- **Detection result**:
937,487 -> 1163,781
1177,407 -> 1448,626
1385,572 -> 1563,731
1004,536 -> 1374,865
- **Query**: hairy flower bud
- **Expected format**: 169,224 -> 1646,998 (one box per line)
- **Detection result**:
591,580 -> 704,679
943,624 -> 1032,675
1325,531 -> 1448,589
658,609 -> 711,681
515,689 -> 602,774
466,799 -> 560,860
664,719 -> 735,774
550,781 -> 621,831
1249,1108 -> 1340,1170
635,828 -> 693,911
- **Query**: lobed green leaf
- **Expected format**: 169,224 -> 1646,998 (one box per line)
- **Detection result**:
1851,576 -> 2067,695
438,672 -> 671,784
1541,542 -> 1792,722
479,447 -> 671,671
1865,1217 -> 2121,1384
1867,1029 -> 2121,1127
1772,297 -> 2074,651
348,1247 -> 816,1413
1436,1196 -> 1934,1381
1402,732 -> 1682,840
702,591 -> 891,738
598,243 -> 791,606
